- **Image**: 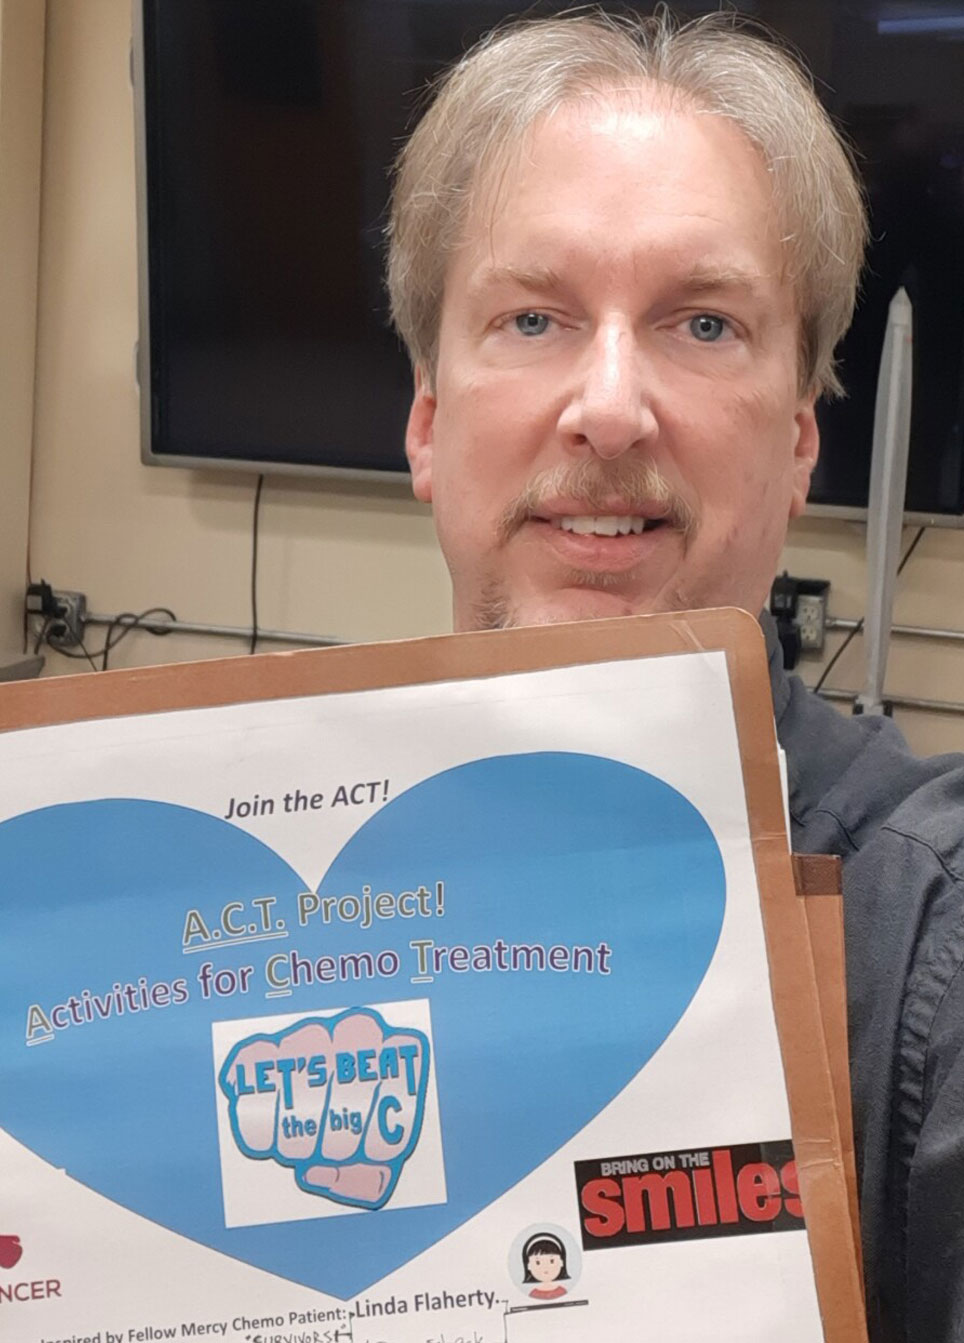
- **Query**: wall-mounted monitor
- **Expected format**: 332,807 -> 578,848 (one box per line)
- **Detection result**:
134,0 -> 964,514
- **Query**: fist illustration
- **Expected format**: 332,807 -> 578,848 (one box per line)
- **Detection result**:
219,1008 -> 430,1210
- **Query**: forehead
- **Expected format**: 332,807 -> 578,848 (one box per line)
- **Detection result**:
451,94 -> 788,303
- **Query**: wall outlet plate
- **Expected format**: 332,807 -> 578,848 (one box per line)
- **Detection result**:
796,589 -> 828,653
46,590 -> 87,649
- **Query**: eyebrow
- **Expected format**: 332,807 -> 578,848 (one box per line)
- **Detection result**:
469,261 -> 769,296
674,264 -> 770,299
467,264 -> 566,300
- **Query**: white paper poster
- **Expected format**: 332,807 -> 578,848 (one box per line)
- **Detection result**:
0,652 -> 822,1342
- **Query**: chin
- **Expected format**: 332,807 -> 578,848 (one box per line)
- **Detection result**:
462,576 -> 669,632
539,593 -> 644,623
510,588 -> 652,629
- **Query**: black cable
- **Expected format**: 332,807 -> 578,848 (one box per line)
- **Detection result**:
813,526 -> 927,694
32,616 -> 54,656
51,638 -> 103,671
76,637 -> 101,673
101,608 -> 177,671
250,473 -> 265,654
53,607 -> 177,671
101,615 -> 133,671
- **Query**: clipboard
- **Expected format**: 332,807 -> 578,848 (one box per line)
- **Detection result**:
0,606 -> 866,1341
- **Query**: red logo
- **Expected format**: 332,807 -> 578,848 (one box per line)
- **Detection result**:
0,1235 -> 23,1270
575,1139 -> 803,1250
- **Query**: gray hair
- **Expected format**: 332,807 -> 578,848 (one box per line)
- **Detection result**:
386,7 -> 868,397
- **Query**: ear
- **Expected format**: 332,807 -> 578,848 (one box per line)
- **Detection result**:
405,365 -> 437,503
788,395 -> 819,519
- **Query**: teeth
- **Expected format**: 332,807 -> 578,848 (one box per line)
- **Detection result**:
554,515 -> 653,536
589,516 -> 618,536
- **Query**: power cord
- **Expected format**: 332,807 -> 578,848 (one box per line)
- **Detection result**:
813,526 -> 927,694
32,617 -> 54,657
250,473 -> 265,654
54,608 -> 177,671
101,609 -> 177,671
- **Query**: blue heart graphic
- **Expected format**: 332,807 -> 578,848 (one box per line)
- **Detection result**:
0,753 -> 725,1298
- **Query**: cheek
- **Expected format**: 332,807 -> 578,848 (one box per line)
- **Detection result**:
430,397 -> 497,507
683,385 -> 799,511
429,423 -> 511,580
432,375 -> 547,512
695,418 -> 797,601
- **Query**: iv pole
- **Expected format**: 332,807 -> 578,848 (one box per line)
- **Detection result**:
855,287 -> 914,716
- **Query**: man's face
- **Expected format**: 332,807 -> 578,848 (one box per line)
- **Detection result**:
405,95 -> 819,630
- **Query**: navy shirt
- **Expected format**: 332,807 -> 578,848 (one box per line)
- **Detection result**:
766,615 -> 964,1343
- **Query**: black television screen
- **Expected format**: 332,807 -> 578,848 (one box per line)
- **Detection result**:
135,0 -> 964,512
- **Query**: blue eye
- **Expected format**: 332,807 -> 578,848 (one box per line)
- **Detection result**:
689,314 -> 726,342
515,312 -> 550,336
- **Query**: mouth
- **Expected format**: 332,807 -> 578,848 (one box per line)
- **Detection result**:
517,505 -> 677,578
499,461 -> 696,548
548,514 -> 667,536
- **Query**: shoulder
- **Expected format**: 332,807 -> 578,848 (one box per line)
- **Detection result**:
774,666 -> 964,1061
776,663 -> 964,866
774,668 -> 964,1341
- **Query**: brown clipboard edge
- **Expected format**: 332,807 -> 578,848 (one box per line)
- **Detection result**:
721,615 -> 867,1343
792,857 -> 865,1298
0,607 -> 866,1341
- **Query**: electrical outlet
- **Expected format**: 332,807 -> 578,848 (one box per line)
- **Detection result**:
797,589 -> 828,652
768,573 -> 830,666
25,583 -> 89,649
46,591 -> 87,648
26,582 -> 88,650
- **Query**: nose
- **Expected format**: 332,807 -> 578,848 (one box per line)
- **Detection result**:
557,321 -> 658,459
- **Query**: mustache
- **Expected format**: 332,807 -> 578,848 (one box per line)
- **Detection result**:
497,460 -> 697,541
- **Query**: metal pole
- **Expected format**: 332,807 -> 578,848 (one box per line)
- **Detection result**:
827,617 -> 964,643
819,686 -> 964,716
84,614 -> 346,648
856,287 -> 914,715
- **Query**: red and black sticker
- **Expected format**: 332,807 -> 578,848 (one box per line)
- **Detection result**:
575,1139 -> 804,1250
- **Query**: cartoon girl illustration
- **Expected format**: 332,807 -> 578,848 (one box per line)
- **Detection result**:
522,1231 -> 570,1300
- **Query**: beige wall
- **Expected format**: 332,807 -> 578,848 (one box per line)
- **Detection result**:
0,0 -> 44,655
782,517 -> 964,756
30,0 -> 450,676
23,0 -> 964,757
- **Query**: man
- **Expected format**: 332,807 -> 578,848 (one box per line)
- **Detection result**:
385,11 -> 964,1343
